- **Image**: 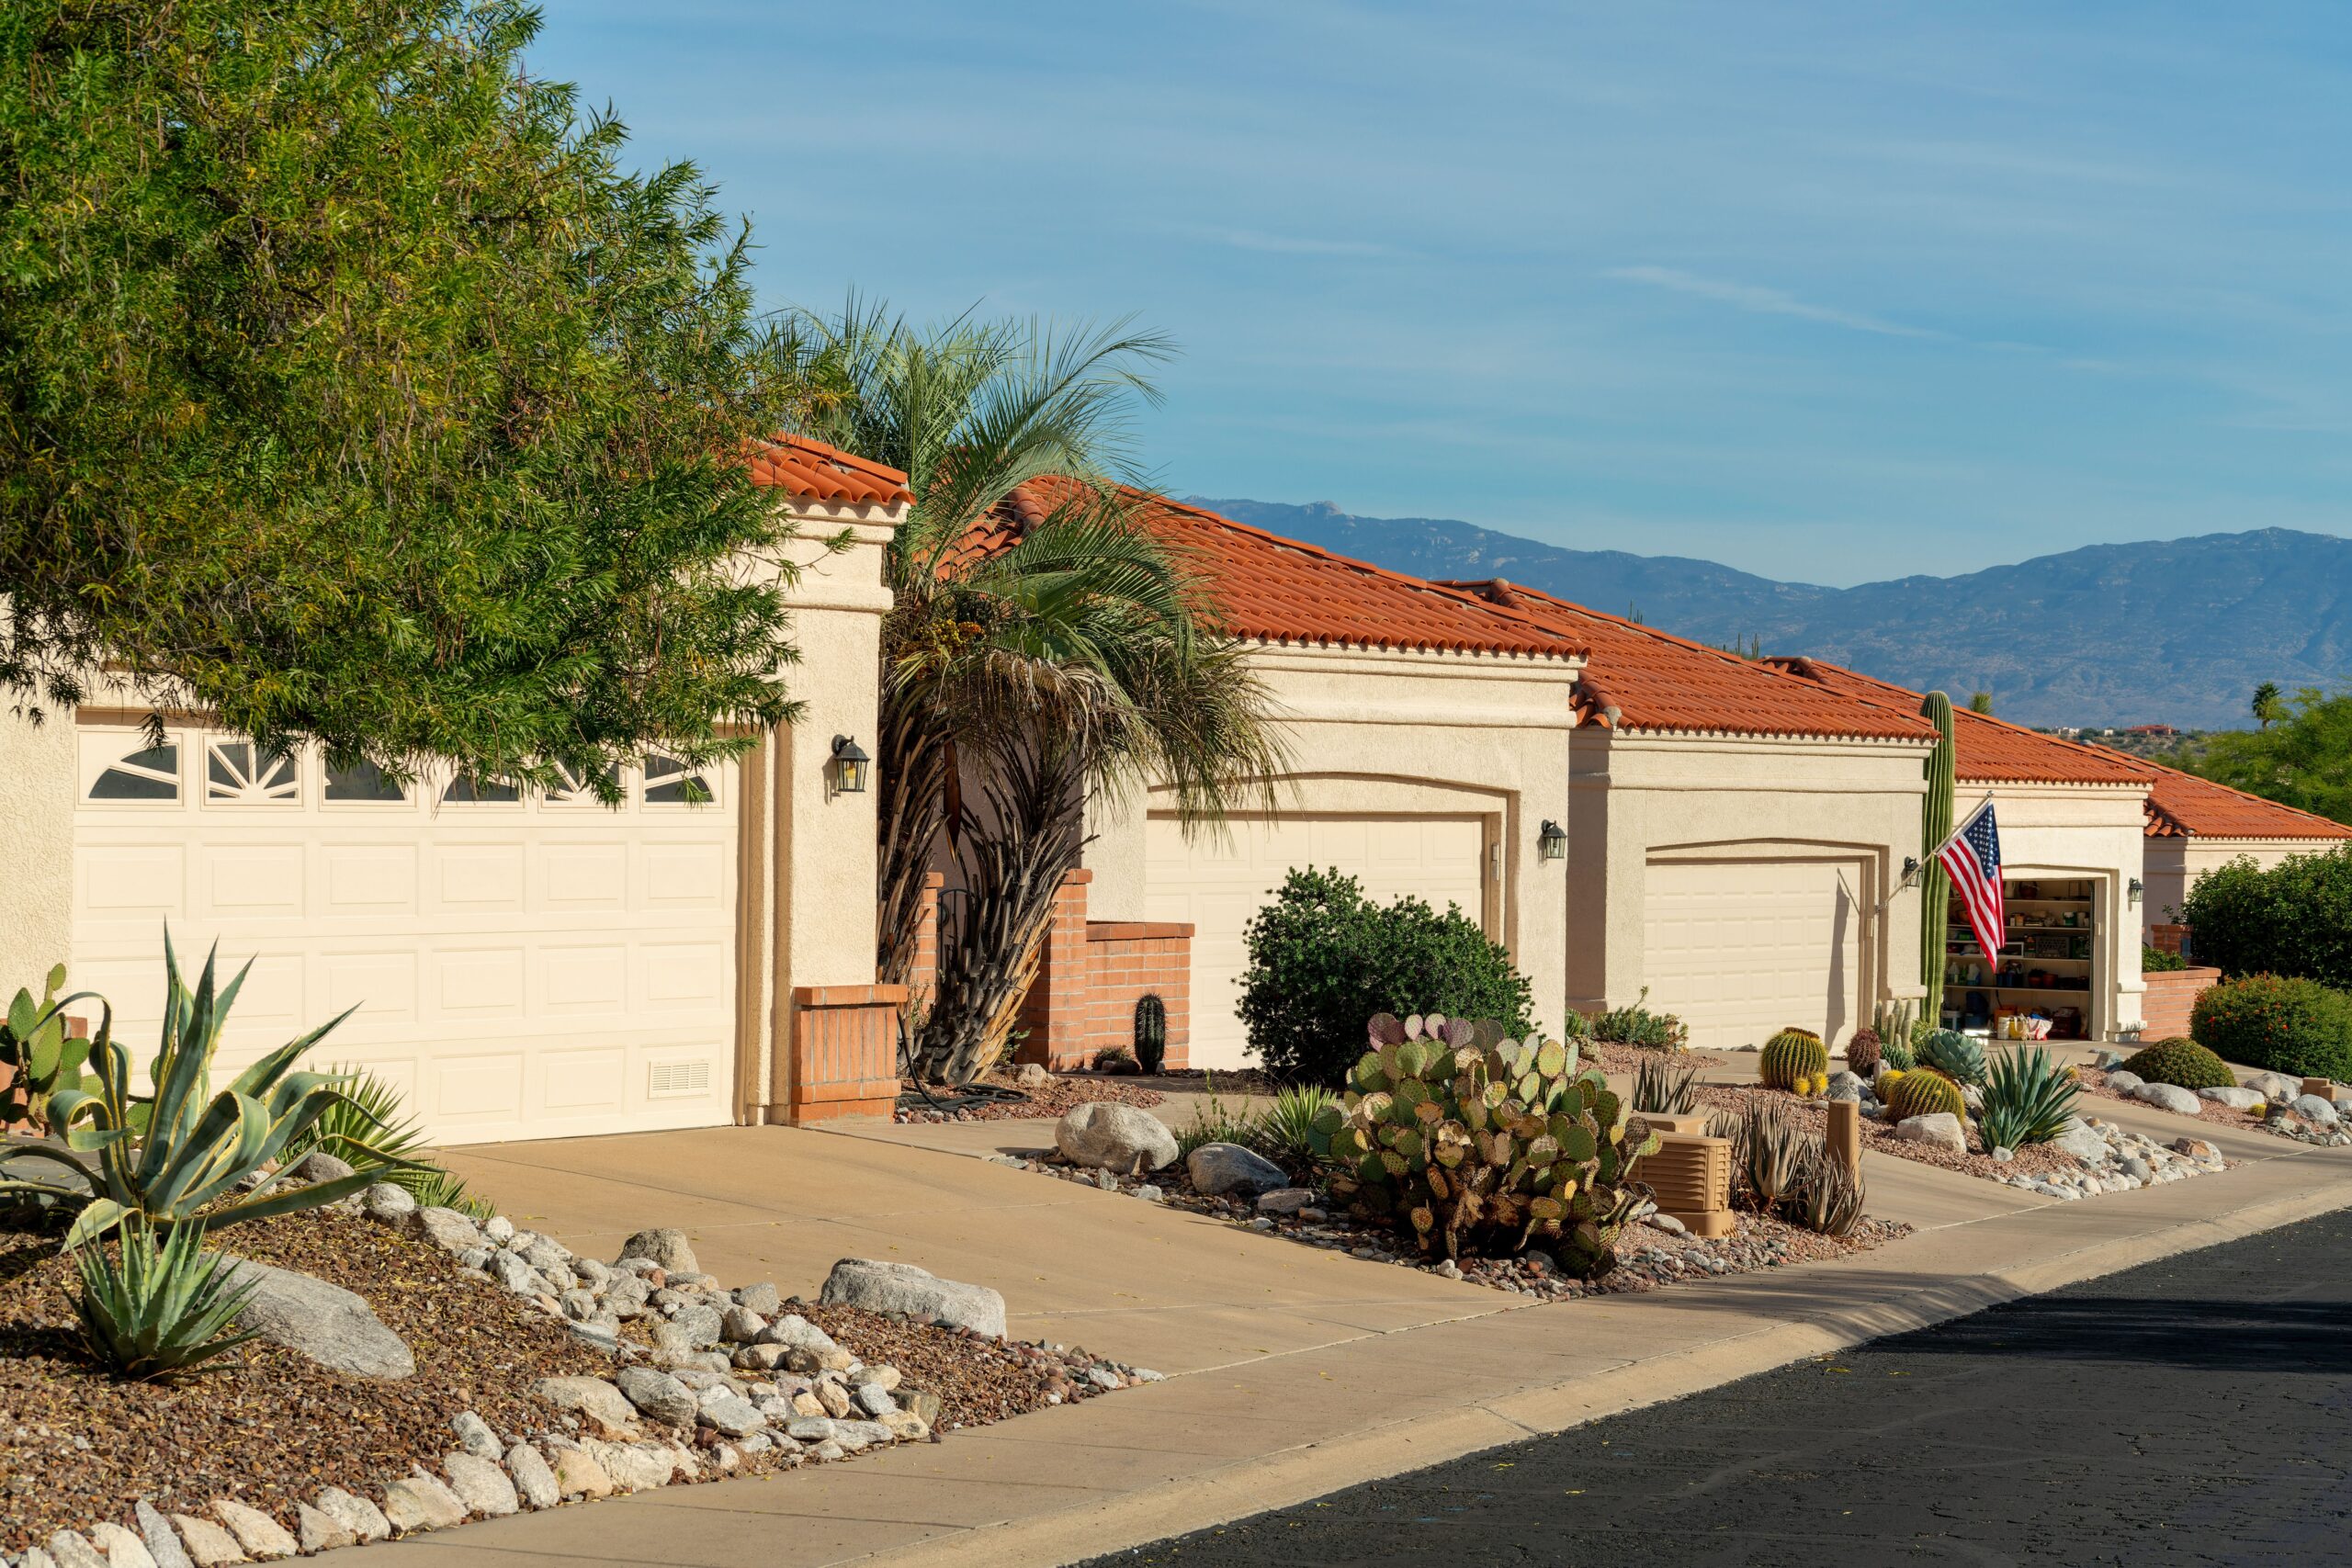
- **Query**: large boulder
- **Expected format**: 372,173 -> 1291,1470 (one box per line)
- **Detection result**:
2131,1082 -> 2201,1116
2245,1070 -> 2301,1101
1055,1102 -> 1178,1174
530,1375 -> 640,1430
1185,1142 -> 1289,1197
615,1366 -> 699,1427
2051,1121 -> 2109,1165
2198,1085 -> 2266,1111
2103,1070 -> 2145,1096
617,1227 -> 700,1277
215,1257 -> 414,1379
820,1258 -> 1007,1337
2291,1093 -> 2341,1126
1894,1112 -> 1966,1154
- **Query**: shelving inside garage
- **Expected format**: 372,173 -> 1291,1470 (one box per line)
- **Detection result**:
1944,877 -> 2099,1038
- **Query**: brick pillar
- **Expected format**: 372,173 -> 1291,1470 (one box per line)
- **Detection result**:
2149,923 -> 2190,957
1015,869 -> 1092,1069
786,985 -> 908,1125
909,872 -> 944,1014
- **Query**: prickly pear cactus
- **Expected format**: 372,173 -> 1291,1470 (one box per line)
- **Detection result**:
0,964 -> 88,1128
1759,1028 -> 1828,1091
1312,1011 -> 1661,1275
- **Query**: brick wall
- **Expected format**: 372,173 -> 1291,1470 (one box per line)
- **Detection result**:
1013,870 -> 1094,1068
2140,965 -> 2220,1042
2149,922 -> 2191,958
1082,921 -> 1193,1071
786,984 -> 906,1124
907,872 -> 944,1012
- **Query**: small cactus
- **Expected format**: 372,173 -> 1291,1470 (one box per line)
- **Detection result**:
1759,1028 -> 1828,1092
1846,1028 -> 1883,1078
1916,1029 -> 1987,1088
1886,1069 -> 1965,1121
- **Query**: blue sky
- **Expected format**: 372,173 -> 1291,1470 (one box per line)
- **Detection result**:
532,2 -> 2352,584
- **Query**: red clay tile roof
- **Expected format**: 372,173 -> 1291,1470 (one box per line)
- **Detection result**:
980,482 -> 1587,660
748,434 -> 913,507
1765,659 -> 2150,785
1440,583 -> 1933,740
2141,767 -> 2352,840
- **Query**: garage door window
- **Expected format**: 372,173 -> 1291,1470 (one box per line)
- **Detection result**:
205,740 -> 299,804
323,759 -> 408,804
87,742 -> 180,803
644,754 -> 713,806
442,775 -> 521,804
545,761 -> 619,807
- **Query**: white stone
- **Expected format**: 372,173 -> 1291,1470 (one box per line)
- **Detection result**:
88,1525 -> 156,1568
381,1473 -> 469,1533
209,1503 -> 295,1562
2291,1093 -> 2341,1125
312,1488 -> 390,1544
443,1452 -> 520,1517
2104,1070 -> 2145,1095
1055,1101 -> 1179,1174
2198,1085 -> 2266,1110
820,1258 -> 1007,1337
164,1517 -> 243,1568
504,1443 -> 561,1510
2131,1082 -> 2201,1116
1894,1111 -> 1966,1153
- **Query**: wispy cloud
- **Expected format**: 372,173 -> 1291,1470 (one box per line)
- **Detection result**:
1190,226 -> 1399,258
1605,265 -> 1944,340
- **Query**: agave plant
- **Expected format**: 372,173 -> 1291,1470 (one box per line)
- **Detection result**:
1978,1045 -> 2079,1151
1251,1084 -> 1340,1175
1915,1028 -> 1988,1088
1792,1146 -> 1866,1237
1,933 -> 401,1251
75,1214 -> 260,1379
1631,1056 -> 1700,1116
280,1064 -> 430,1174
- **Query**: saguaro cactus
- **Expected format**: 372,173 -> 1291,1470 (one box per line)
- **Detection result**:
1920,692 -> 1957,1029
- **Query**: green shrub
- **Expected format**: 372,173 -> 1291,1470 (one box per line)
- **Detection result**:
281,1063 -> 429,1173
2143,944 -> 2188,974
1238,868 -> 1535,1086
2182,846 -> 2352,988
1980,1046 -> 2079,1150
2118,1037 -> 2235,1090
1589,987 -> 1688,1051
75,1216 -> 259,1380
1250,1084 -> 1340,1175
2190,974 -> 2352,1081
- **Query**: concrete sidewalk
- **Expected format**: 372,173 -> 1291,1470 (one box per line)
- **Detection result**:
342,1102 -> 2352,1568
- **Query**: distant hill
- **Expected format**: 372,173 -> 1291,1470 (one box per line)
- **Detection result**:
1186,498 -> 2352,730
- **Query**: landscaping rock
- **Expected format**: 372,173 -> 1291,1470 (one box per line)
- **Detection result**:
292,1506 -> 354,1555
2052,1121 -> 2109,1164
550,1447 -> 615,1500
164,1517 -> 243,1568
2198,1085 -> 2266,1110
503,1443 -> 560,1509
90,1524 -> 157,1568
616,1365 -> 699,1426
1016,1062 -> 1052,1088
618,1227 -> 700,1277
580,1438 -> 673,1493
673,1302 -> 726,1349
410,1206 -> 483,1254
1055,1101 -> 1178,1174
133,1502 -> 193,1568
733,1280 -> 783,1315
2092,1047 -> 2128,1068
820,1258 -> 1008,1337
285,1150 -> 356,1185
697,1393 -> 766,1438
1825,1071 -> 1865,1102
2245,1071 -> 2301,1100
719,1303 -> 766,1342
450,1411 -> 503,1461
211,1501 -> 296,1561
312,1488 -> 390,1543
1894,1112 -> 1967,1153
2103,1070 -> 2145,1095
2131,1082 -> 2202,1116
47,1532 -> 107,1568
2172,1137 -> 2219,1160
1256,1187 -> 1315,1214
816,1379 -> 854,1418
530,1374 -> 640,1430
380,1473 -> 468,1533
855,1382 -> 898,1416
212,1256 -> 415,1379
442,1452 -> 520,1517
485,1249 -> 543,1296
2292,1093 -> 2341,1125
1185,1142 -> 1289,1196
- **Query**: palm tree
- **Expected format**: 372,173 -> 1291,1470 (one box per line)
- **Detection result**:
791,302 -> 1285,1083
1968,691 -> 1995,716
2253,681 -> 2283,729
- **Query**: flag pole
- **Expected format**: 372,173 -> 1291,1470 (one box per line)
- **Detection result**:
1880,791 -> 1996,912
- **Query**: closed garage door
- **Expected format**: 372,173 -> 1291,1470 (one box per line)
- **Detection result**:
1643,857 -> 1861,1051
71,723 -> 737,1145
1146,814 -> 1487,1069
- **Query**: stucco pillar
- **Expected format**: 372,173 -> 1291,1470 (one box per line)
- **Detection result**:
1081,786 -> 1148,922
0,707 -> 74,990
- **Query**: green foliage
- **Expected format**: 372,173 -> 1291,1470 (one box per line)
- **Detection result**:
1631,1056 -> 1700,1116
1,964 -> 90,1126
1979,1047 -> 2080,1150
1250,1085 -> 1341,1175
2143,944 -> 2189,974
1880,1034 -> 1917,1071
1172,1072 -> 1256,1160
2119,1037 -> 2236,1090
1916,1029 -> 1988,1088
2179,688 -> 2352,826
2190,974 -> 2352,1082
1589,987 -> 1689,1051
1871,998 -> 1916,1046
1315,1013 -> 1656,1273
1793,1147 -> 1866,1237
0,0 -> 809,784
1759,1028 -> 1828,1091
398,1165 -> 495,1224
2182,845 -> 2352,989
74,1216 -> 260,1381
1921,693 -> 1958,1029
1884,1070 -> 1965,1121
0,934 -> 397,1250
280,1065 -> 429,1173
1727,1100 -> 1806,1211
1846,1028 -> 1883,1078
1238,868 -> 1536,1086
1132,996 -> 1169,1075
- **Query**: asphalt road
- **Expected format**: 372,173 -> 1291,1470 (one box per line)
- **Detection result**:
1080,1207 -> 2352,1567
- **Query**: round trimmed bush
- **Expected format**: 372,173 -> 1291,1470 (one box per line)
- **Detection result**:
2117,1037 -> 2234,1090
2190,974 -> 2352,1082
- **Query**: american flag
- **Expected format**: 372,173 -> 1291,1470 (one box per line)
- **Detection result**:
1939,801 -> 2006,965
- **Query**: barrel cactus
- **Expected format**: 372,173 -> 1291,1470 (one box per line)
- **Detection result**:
1846,1027 -> 1883,1078
1916,1028 -> 1987,1087
1315,1012 -> 1660,1276
1885,1068 -> 1965,1122
1760,1028 -> 1828,1091
2118,1037 -> 2233,1091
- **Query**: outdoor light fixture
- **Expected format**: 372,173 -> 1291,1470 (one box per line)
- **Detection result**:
2128,876 -> 2144,908
1538,819 -> 1566,862
829,734 -> 870,796
1902,856 -> 1920,882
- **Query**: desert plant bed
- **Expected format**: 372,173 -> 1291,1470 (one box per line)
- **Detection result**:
1583,1039 -> 1746,1078
895,1069 -> 1165,1123
2069,1061 -> 2349,1148
997,1152 -> 1910,1303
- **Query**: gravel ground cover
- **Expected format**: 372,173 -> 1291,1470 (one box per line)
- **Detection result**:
895,1070 -> 1164,1123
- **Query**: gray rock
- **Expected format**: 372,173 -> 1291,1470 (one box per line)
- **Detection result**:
450,1411 -> 503,1461
312,1487 -> 390,1543
442,1452 -> 519,1517
358,1183 -> 418,1227
211,1501 -> 296,1560
1255,1187 -> 1315,1214
603,1272 -> 652,1319
617,1227 -> 700,1276
133,1502 -> 192,1568
2052,1122 -> 2110,1164
285,1150 -> 356,1185
530,1374 -> 640,1429
733,1281 -> 783,1315
834,1419 -> 896,1450
2121,1156 -> 2154,1181
820,1258 -> 1008,1338
1648,1212 -> 1689,1235
1184,1142 -> 1290,1197
579,1438 -> 674,1493
1134,1184 -> 1164,1202
485,1248 -> 544,1296
520,1237 -> 572,1277
89,1525 -> 156,1568
45,1533 -> 106,1568
560,1287 -> 600,1321
2198,1085 -> 2267,1110
571,1256 -> 613,1289
2132,1081 -> 2202,1116
20,1549 -> 62,1568
719,1304 -> 766,1343
616,1365 -> 699,1426
785,1416 -> 837,1443
672,1303 -> 725,1349
380,1473 -> 468,1533
292,1506 -> 354,1555
2291,1093 -> 2341,1125
1825,1071 -> 1866,1102
504,1443 -> 560,1510
1990,1145 -> 2015,1163
2103,1070 -> 2145,1095
482,1215 -> 516,1244
567,1319 -> 623,1355
1054,1101 -> 1179,1174
164,1517 -> 241,1568
2092,1047 -> 2128,1068
761,1313 -> 843,1355
696,1393 -> 766,1438
854,1382 -> 898,1416
1894,1112 -> 1967,1153
212,1257 -> 413,1379
2245,1070 -> 2301,1100
411,1205 -> 484,1254
1960,1084 -> 1985,1114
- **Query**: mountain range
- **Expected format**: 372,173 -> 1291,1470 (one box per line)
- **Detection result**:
1184,499 -> 2352,730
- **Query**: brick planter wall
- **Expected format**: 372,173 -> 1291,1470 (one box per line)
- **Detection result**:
2140,965 -> 2221,1042
2149,922 -> 2191,959
1082,922 -> 1193,1071
786,984 -> 907,1125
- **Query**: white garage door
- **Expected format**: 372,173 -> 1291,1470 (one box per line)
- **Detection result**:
71,723 -> 737,1146
1146,813 -> 1487,1069
1642,857 -> 1861,1051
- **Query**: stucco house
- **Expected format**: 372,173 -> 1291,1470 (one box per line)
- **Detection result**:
2137,766 -> 2352,939
5,435 -> 911,1145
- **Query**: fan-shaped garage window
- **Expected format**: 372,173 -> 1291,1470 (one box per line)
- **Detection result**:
205,741 -> 299,803
544,760 -> 621,807
643,754 -> 712,806
88,743 -> 181,802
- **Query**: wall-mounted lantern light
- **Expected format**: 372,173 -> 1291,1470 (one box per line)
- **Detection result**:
1538,819 -> 1566,862
829,734 -> 870,796
1902,855 -> 1920,883
2128,876 -> 2143,908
